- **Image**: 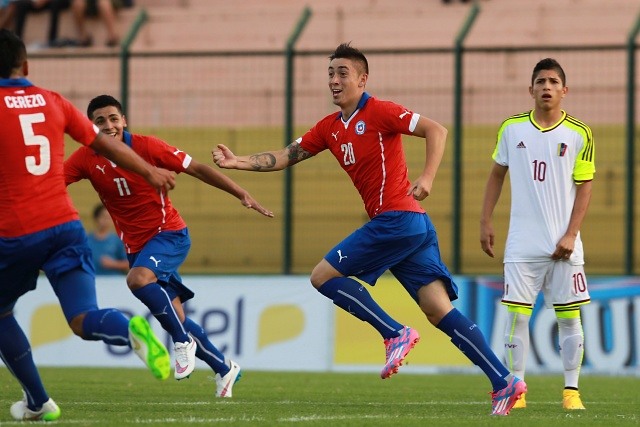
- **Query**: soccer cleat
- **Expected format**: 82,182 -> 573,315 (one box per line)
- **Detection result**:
215,360 -> 242,398
491,376 -> 527,415
563,389 -> 586,410
128,315 -> 171,380
174,335 -> 197,380
10,397 -> 61,422
512,392 -> 527,409
380,326 -> 420,379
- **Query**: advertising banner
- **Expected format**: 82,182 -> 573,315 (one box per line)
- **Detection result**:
474,276 -> 640,374
332,276 -> 475,372
11,276 -> 333,371
6,275 -> 639,375
333,275 -> 640,375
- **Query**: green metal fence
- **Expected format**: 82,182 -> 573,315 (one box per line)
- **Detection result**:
28,11 -> 640,276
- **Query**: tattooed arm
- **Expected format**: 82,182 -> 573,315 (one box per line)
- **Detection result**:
212,142 -> 313,172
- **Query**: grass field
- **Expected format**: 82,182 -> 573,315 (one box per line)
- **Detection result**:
0,368 -> 637,426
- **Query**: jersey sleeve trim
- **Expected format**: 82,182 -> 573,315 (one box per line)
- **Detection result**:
183,154 -> 192,169
565,115 -> 595,182
409,113 -> 420,132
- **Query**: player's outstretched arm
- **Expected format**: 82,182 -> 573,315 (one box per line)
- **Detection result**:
212,142 -> 312,172
90,132 -> 175,191
186,159 -> 274,218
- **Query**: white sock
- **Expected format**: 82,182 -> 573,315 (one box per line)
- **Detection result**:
504,309 -> 530,380
557,316 -> 584,389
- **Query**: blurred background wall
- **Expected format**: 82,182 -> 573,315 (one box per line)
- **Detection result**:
18,0 -> 640,275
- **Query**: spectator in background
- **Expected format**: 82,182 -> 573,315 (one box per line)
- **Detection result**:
0,0 -> 18,30
87,203 -> 129,275
11,0 -> 71,48
70,0 -> 133,47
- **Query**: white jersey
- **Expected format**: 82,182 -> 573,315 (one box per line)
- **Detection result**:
493,110 -> 595,264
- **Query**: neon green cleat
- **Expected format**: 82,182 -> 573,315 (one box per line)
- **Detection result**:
128,315 -> 171,380
11,396 -> 61,421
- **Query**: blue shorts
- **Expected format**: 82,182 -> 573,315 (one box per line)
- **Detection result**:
127,228 -> 194,303
0,220 -> 98,320
324,211 -> 458,303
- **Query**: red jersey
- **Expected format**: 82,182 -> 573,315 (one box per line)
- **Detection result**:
298,93 -> 425,219
64,132 -> 189,253
0,78 -> 99,237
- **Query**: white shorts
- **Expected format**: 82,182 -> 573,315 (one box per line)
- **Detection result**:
502,261 -> 590,309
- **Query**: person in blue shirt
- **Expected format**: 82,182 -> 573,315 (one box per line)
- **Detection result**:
87,203 -> 129,275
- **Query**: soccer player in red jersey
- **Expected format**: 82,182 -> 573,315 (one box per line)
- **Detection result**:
213,42 -> 526,415
0,29 -> 174,421
65,94 -> 273,396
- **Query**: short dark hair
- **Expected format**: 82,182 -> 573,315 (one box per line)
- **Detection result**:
531,58 -> 566,87
0,29 -> 26,79
87,94 -> 123,119
92,203 -> 107,219
329,42 -> 369,75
